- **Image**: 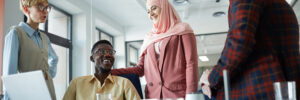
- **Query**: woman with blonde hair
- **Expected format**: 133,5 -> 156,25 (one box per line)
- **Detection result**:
111,0 -> 199,98
3,0 -> 58,99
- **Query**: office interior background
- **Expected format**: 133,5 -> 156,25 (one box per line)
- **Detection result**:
0,0 -> 299,99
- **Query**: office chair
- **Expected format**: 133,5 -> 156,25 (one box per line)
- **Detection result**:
119,74 -> 144,99
198,89 -> 216,100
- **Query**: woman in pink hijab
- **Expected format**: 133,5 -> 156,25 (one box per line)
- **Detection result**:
111,0 -> 199,99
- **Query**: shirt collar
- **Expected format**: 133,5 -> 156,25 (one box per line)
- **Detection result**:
89,73 -> 115,84
19,22 -> 40,37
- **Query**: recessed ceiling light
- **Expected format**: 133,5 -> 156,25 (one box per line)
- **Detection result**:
213,11 -> 226,17
199,56 -> 209,62
173,0 -> 190,6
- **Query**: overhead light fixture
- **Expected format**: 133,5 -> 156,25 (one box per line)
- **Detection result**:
173,0 -> 190,6
213,11 -> 226,17
199,56 -> 209,62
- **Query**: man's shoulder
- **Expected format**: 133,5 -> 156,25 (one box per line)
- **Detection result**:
72,75 -> 93,82
111,75 -> 131,83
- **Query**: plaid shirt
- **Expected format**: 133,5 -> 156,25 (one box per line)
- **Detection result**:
209,0 -> 300,99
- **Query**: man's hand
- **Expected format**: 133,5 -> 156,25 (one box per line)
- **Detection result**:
200,69 -> 212,98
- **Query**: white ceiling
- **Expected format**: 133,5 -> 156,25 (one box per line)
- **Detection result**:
85,0 -> 149,27
83,0 -> 230,35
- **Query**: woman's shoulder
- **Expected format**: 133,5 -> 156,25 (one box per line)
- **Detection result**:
7,27 -> 18,34
180,33 -> 196,39
5,27 -> 19,40
175,22 -> 190,28
6,23 -> 27,39
175,32 -> 194,37
171,22 -> 194,34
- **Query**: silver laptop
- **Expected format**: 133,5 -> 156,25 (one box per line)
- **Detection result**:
2,70 -> 51,100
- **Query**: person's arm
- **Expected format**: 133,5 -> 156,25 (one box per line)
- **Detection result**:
3,29 -> 19,100
182,33 -> 199,93
46,36 -> 58,78
3,29 -> 19,76
62,79 -> 77,100
124,79 -> 141,100
110,54 -> 145,76
209,0 -> 263,89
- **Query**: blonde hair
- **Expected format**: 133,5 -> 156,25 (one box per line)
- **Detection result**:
19,0 -> 48,11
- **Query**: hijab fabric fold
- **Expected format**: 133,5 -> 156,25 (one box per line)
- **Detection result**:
140,0 -> 194,55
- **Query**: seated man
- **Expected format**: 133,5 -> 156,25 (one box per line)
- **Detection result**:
63,40 -> 140,100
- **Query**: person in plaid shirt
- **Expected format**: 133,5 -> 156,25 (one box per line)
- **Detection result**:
200,0 -> 300,99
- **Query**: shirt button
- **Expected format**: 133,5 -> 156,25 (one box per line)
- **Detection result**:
149,82 -> 153,86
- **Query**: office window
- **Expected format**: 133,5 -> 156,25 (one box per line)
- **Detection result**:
96,28 -> 114,46
48,8 -> 69,38
125,41 -> 143,67
37,5 -> 72,100
39,23 -> 46,31
129,46 -> 138,66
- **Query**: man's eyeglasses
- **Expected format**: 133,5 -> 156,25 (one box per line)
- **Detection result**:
37,5 -> 51,12
94,49 -> 116,55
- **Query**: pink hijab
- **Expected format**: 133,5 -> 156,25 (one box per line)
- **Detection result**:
140,0 -> 194,55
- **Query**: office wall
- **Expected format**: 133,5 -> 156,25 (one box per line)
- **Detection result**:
72,14 -> 93,78
125,26 -> 149,41
1,0 -> 23,94
114,35 -> 126,69
3,0 -> 23,36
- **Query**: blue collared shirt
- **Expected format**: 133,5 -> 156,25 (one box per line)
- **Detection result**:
2,22 -> 59,78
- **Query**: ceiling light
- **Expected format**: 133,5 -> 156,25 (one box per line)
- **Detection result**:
199,56 -> 209,62
213,11 -> 226,17
173,0 -> 190,6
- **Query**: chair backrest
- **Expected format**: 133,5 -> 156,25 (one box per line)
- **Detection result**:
198,89 -> 216,100
119,74 -> 143,99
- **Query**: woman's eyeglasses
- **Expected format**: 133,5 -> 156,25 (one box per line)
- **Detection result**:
37,5 -> 51,12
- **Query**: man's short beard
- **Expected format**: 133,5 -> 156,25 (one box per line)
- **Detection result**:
99,66 -> 111,73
